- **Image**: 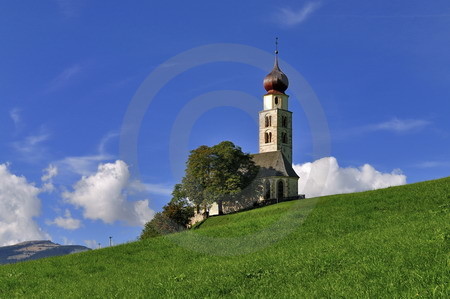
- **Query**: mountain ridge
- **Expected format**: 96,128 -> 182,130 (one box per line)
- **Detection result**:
0,240 -> 90,265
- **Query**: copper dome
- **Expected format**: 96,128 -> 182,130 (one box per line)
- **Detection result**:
263,56 -> 289,94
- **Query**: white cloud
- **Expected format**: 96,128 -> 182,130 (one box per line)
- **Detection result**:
84,239 -> 99,249
97,131 -> 119,155
293,157 -> 406,198
11,129 -> 50,162
369,118 -> 430,133
336,118 -> 432,140
42,164 -> 58,182
128,180 -> 173,196
41,182 -> 55,193
143,183 -> 173,196
9,108 -> 21,128
41,164 -> 58,192
58,154 -> 113,177
47,64 -> 82,92
0,164 -> 49,246
62,236 -> 74,245
62,160 -> 154,226
46,209 -> 81,230
56,131 -> 116,177
413,161 -> 450,168
274,1 -> 322,27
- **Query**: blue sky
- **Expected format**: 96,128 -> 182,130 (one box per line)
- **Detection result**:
1,0 -> 449,247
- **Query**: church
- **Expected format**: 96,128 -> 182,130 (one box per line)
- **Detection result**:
206,48 -> 301,216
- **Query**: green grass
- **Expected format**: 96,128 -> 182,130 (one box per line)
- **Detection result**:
1,177 -> 449,298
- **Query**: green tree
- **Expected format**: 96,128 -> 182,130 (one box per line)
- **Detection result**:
182,141 -> 260,214
181,145 -> 211,209
140,141 -> 260,239
140,184 -> 194,240
163,184 -> 194,227
139,212 -> 179,239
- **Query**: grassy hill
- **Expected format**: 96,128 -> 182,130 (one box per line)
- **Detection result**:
1,177 -> 449,298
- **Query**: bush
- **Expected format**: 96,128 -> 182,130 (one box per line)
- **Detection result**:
140,213 -> 184,239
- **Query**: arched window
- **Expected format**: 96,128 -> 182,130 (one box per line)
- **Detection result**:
282,116 -> 287,128
264,180 -> 271,199
277,180 -> 284,200
282,132 -> 287,143
265,115 -> 271,127
274,97 -> 279,105
265,131 -> 272,143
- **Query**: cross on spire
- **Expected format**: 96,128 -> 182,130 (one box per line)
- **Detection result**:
275,37 -> 279,55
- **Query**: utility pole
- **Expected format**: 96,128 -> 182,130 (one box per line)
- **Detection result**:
109,236 -> 112,247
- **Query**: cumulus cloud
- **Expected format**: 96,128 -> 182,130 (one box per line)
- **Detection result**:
42,164 -> 58,182
41,164 -> 58,192
273,1 -> 322,27
62,160 -> 154,226
46,209 -> 81,230
293,157 -> 406,198
0,164 -> 49,246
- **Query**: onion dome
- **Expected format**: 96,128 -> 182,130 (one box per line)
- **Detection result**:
263,53 -> 289,94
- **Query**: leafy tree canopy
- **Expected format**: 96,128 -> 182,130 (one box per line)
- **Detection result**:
140,184 -> 194,240
182,141 -> 260,209
140,141 -> 259,239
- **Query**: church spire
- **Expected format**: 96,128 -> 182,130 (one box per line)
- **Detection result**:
274,37 -> 279,68
263,37 -> 289,94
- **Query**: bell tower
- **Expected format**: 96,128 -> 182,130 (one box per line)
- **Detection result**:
259,39 -> 293,164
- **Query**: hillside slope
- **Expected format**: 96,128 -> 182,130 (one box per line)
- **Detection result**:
0,177 -> 449,298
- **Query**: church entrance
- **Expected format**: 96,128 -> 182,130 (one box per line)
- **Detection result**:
277,180 -> 284,200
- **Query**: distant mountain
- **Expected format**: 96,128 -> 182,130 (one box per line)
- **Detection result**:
0,240 -> 90,265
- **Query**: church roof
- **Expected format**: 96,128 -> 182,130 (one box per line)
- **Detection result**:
251,151 -> 299,178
